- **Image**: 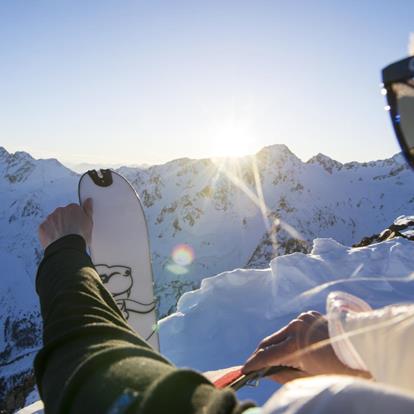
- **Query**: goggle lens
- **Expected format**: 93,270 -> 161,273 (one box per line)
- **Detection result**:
382,57 -> 414,168
390,80 -> 414,159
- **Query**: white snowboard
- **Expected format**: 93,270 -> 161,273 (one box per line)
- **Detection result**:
78,169 -> 159,351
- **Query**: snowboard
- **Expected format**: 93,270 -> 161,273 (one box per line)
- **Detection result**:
78,169 -> 160,351
205,365 -> 299,390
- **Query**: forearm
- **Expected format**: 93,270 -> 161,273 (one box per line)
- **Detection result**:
34,235 -> 254,414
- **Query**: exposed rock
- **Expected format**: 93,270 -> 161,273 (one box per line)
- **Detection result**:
246,219 -> 310,268
0,369 -> 35,414
353,216 -> 414,247
307,153 -> 343,174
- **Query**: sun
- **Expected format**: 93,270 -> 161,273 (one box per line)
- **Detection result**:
208,118 -> 257,158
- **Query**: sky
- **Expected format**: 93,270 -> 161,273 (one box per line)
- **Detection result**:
1,0 -> 414,167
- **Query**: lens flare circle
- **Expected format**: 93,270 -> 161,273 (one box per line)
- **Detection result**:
166,263 -> 188,275
172,244 -> 195,266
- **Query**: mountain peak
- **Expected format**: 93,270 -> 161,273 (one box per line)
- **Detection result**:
0,147 -> 76,185
258,144 -> 294,156
255,144 -> 302,167
14,150 -> 34,161
307,153 -> 343,174
390,152 -> 406,164
0,147 -> 34,163
0,146 -> 9,156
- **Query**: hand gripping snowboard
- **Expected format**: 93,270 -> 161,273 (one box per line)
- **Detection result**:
79,169 -> 160,351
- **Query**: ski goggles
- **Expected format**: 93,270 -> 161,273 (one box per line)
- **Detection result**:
382,56 -> 414,168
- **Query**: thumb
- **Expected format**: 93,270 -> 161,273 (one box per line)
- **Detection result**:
83,198 -> 93,217
242,349 -> 271,374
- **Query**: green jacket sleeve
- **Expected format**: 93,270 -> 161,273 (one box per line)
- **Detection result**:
34,234 -> 256,414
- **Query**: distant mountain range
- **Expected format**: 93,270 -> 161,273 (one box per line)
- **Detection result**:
63,161 -> 150,173
1,144 -> 414,411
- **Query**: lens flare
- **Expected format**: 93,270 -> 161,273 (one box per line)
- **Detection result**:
166,244 -> 195,274
172,244 -> 195,266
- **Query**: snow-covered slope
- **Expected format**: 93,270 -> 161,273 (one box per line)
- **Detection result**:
2,144 -> 414,411
0,149 -> 78,411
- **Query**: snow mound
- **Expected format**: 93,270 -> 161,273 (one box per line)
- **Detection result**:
159,237 -> 414,404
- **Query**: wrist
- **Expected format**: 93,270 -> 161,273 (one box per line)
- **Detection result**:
35,234 -> 91,296
43,234 -> 87,258
336,363 -> 372,379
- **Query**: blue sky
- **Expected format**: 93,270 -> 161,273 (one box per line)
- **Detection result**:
1,1 -> 414,166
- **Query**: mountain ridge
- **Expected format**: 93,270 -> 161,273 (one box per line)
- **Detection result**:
2,144 -> 405,174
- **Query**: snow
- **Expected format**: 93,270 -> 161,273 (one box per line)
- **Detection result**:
0,252 -> 38,312
394,215 -> 414,226
23,389 -> 40,406
159,237 -> 414,405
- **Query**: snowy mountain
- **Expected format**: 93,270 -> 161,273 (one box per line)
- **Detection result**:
0,149 -> 78,411
1,143 -> 414,411
62,161 -> 150,174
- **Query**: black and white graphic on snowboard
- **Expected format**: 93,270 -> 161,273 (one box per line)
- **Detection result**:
95,264 -> 156,319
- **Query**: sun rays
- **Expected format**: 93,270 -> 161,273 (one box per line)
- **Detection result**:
210,153 -> 304,256
164,148 -> 305,277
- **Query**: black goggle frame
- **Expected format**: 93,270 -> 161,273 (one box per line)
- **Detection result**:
382,56 -> 414,169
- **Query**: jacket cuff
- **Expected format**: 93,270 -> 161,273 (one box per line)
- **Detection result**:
36,234 -> 90,290
326,291 -> 371,371
43,234 -> 87,259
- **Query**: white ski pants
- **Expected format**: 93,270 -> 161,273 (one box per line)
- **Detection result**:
260,375 -> 414,414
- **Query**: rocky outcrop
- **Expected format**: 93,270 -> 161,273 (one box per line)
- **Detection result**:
246,219 -> 310,269
0,311 -> 41,413
0,369 -> 35,414
307,153 -> 343,174
353,216 -> 414,247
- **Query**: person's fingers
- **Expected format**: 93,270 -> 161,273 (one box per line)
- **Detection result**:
242,337 -> 296,374
298,312 -> 325,327
268,367 -> 309,384
297,311 -> 319,324
256,319 -> 302,351
83,198 -> 93,217
38,219 -> 55,249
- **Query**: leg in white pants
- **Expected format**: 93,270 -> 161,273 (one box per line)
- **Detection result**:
262,375 -> 414,414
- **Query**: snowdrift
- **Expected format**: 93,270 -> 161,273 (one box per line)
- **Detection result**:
159,237 -> 414,404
